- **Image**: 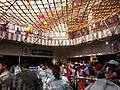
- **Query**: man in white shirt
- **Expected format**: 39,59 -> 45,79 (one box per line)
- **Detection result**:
14,65 -> 21,75
47,65 -> 70,90
44,64 -> 53,79
37,64 -> 47,90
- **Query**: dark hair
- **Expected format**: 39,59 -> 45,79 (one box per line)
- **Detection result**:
0,56 -> 6,65
0,59 -> 7,69
52,65 -> 60,79
52,65 -> 60,72
0,60 -> 6,66
58,60 -> 62,66
45,63 -> 50,68
94,62 -> 99,65
21,61 -> 29,69
0,56 -> 4,61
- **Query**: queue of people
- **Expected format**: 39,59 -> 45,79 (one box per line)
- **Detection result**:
0,56 -> 120,90
0,57 -> 70,90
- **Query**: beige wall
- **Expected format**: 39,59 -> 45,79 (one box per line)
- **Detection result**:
0,40 -> 119,60
0,41 -> 52,57
0,42 -> 22,56
52,41 -> 112,58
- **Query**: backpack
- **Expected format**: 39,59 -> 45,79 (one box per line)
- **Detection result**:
11,71 -> 43,90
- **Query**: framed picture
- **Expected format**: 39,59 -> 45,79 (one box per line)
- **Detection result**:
23,47 -> 30,56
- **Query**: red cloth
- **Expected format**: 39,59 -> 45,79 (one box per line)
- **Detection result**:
78,80 -> 86,90
95,64 -> 102,71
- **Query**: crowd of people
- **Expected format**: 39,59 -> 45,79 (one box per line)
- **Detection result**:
55,59 -> 120,89
0,56 -> 120,90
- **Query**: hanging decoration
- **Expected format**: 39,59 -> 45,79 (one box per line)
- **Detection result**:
24,0 -> 31,9
48,12 -> 52,18
43,22 -> 49,29
72,0 -> 81,6
33,21 -> 39,27
25,25 -> 33,33
66,3 -> 68,11
90,56 -> 94,62
74,0 -> 81,5
48,10 -> 56,18
90,55 -> 98,62
73,6 -> 79,14
39,13 -> 45,21
62,2 -> 66,7
51,10 -> 56,17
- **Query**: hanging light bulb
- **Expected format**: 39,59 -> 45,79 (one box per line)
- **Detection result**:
106,41 -> 108,45
25,25 -> 33,33
90,56 -> 94,62
43,22 -> 49,29
93,23 -> 95,28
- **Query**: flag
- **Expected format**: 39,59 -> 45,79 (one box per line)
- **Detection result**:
39,13 -> 45,21
33,21 -> 39,27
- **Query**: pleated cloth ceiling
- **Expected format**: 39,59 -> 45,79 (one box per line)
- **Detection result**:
0,0 -> 120,36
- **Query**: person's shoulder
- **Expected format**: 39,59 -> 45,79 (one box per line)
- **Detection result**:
47,76 -> 55,83
6,70 -> 13,75
0,71 -> 12,77
16,70 -> 37,78
84,67 -> 88,70
61,76 -> 68,82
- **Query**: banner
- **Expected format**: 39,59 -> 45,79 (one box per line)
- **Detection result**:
32,49 -> 53,56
